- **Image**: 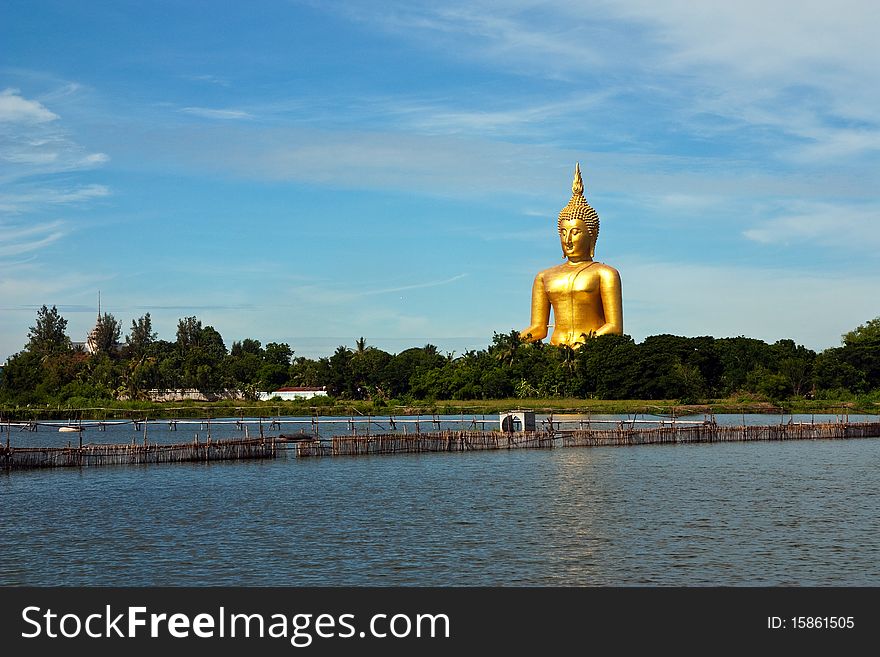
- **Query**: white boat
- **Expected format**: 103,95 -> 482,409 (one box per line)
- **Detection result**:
58,426 -> 83,432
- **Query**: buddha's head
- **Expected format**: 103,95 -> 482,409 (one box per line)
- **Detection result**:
557,163 -> 599,260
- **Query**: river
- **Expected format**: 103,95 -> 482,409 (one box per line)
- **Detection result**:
2,414 -> 879,586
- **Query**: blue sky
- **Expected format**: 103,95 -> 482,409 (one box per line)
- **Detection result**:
2,0 -> 879,361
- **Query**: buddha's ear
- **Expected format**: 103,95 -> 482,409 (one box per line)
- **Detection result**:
589,235 -> 597,259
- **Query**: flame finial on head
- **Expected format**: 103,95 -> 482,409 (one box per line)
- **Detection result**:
572,162 -> 584,196
557,162 -> 600,257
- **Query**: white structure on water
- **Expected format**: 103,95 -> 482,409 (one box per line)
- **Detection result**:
500,410 -> 536,433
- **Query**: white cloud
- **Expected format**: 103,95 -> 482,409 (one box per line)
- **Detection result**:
743,202 -> 880,248
0,88 -> 59,123
787,127 -> 880,163
0,184 -> 110,213
0,87 -> 108,214
0,220 -> 64,242
3,150 -> 59,165
610,0 -> 879,84
181,107 -> 253,120
0,231 -> 64,257
0,220 -> 66,257
107,114 -> 879,235
0,128 -> 107,182
360,273 -> 469,297
338,1 -> 614,79
282,273 -> 470,308
182,74 -> 231,87
333,2 -> 880,163
78,152 -> 109,166
59,184 -> 110,202
599,2 -> 880,163
0,87 -> 106,352
129,122 -> 565,196
382,91 -> 615,137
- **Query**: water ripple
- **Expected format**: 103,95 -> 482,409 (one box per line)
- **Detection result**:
2,436 -> 880,585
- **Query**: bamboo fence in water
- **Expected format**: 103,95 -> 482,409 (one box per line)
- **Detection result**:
292,421 -> 880,458
560,421 -> 880,447
292,430 -> 556,457
0,436 -> 276,470
4,421 -> 879,467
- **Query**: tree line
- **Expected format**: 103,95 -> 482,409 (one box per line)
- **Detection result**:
1,305 -> 879,406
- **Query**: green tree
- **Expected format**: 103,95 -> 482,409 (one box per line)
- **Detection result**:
289,356 -> 326,388
480,368 -> 514,398
231,338 -> 262,357
384,346 -> 446,398
351,346 -> 393,400
778,357 -> 812,397
40,352 -> 88,399
813,348 -> 866,395
325,346 -> 354,397
176,316 -> 202,353
252,342 -> 293,389
82,352 -> 120,397
630,335 -> 680,398
515,377 -> 539,398
199,326 -> 227,361
667,361 -> 707,403
839,316 -> 880,390
126,313 -> 157,356
843,317 -> 880,346
577,334 -> 639,399
122,355 -> 160,400
745,366 -> 791,400
225,339 -> 262,387
171,317 -> 227,390
715,337 -> 775,395
264,342 -> 293,367
92,312 -> 122,356
559,343 -> 577,375
26,305 -> 71,355
0,351 -> 44,401
490,330 -> 522,367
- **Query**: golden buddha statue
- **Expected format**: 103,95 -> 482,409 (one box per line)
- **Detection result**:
520,163 -> 623,347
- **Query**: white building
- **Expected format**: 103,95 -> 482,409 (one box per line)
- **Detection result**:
258,386 -> 328,401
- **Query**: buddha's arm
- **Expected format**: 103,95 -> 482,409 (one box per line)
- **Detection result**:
594,267 -> 623,336
520,272 -> 550,342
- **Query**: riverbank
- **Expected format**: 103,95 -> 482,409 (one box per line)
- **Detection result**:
1,395 -> 877,421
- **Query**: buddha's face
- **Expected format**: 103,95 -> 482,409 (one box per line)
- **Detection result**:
559,219 -> 593,260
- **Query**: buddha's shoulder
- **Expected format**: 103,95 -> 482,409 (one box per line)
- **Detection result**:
591,261 -> 621,277
534,263 -> 569,278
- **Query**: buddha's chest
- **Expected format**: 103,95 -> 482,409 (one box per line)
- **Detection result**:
544,268 -> 601,297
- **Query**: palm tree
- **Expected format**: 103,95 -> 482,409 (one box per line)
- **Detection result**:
493,332 -> 520,367
559,343 -> 577,375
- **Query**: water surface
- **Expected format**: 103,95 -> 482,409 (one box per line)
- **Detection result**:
3,417 -> 878,586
